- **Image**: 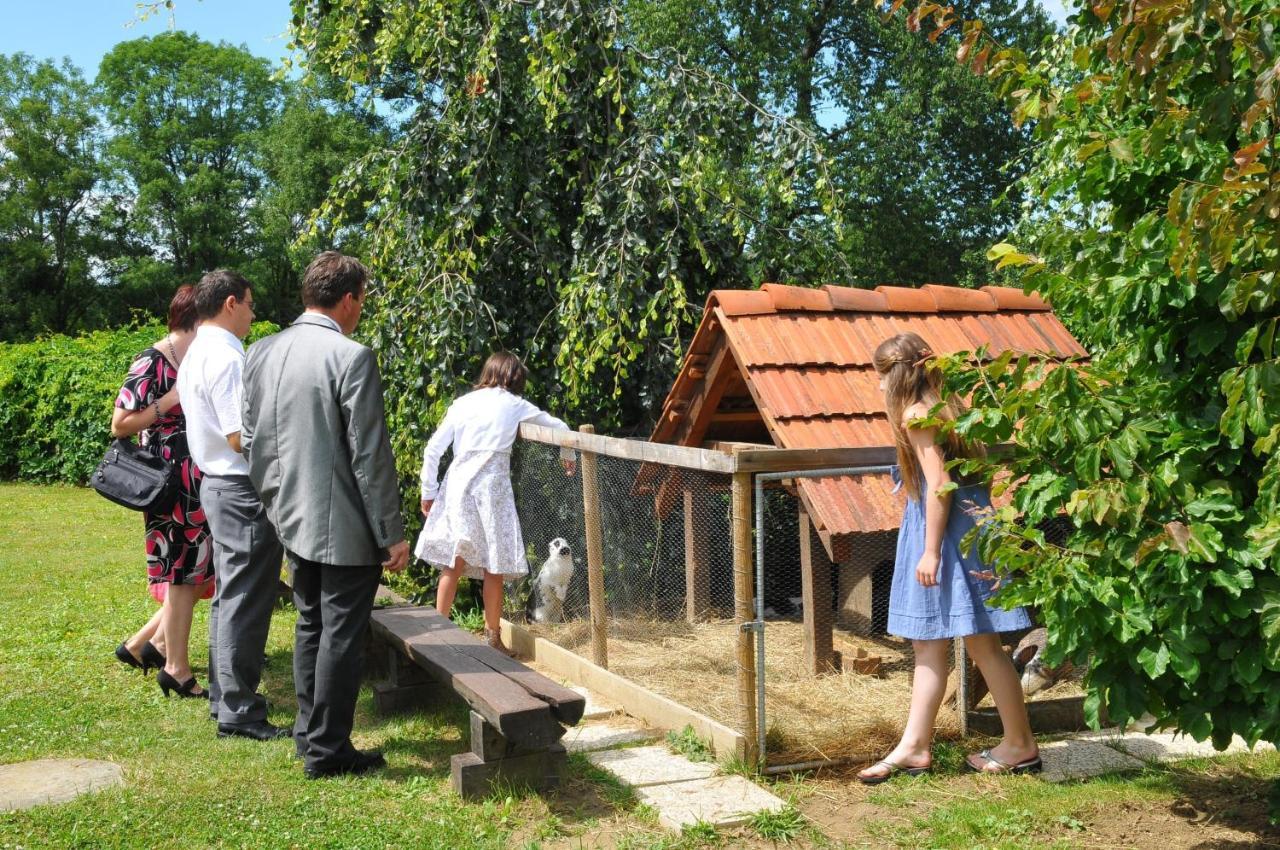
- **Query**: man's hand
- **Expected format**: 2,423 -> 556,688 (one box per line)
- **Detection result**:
420,499 -> 434,517
382,540 -> 409,573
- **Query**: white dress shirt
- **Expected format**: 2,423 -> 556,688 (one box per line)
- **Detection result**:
420,386 -> 571,499
178,324 -> 250,477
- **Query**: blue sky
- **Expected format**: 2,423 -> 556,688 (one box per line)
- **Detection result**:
0,0 -> 295,77
1,0 -> 1071,79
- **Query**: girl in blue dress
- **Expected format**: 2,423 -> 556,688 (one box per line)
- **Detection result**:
857,332 -> 1040,783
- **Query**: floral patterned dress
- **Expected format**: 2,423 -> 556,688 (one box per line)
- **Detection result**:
115,347 -> 214,601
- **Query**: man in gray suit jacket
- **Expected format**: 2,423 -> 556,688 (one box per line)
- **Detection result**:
242,251 -> 409,779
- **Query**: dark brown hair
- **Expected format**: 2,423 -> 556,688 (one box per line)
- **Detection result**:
168,284 -> 198,332
872,332 -> 982,500
301,251 -> 369,308
195,269 -> 251,320
474,351 -> 528,395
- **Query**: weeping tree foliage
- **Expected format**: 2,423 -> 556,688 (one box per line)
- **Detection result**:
622,0 -> 1055,285
903,0 -> 1280,747
289,0 -> 840,458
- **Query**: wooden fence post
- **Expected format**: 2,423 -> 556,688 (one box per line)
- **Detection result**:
580,424 -> 608,669
684,488 -> 710,622
731,469 -> 759,766
798,509 -> 837,675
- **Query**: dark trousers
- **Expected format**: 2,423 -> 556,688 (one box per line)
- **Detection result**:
291,554 -> 381,769
202,475 -> 284,725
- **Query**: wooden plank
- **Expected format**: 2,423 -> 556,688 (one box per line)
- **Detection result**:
451,744 -> 567,800
376,606 -> 583,724
967,696 -> 1093,736
370,607 -> 564,748
731,469 -> 759,766
580,425 -> 609,669
798,510 -> 836,675
501,619 -> 748,763
835,559 -> 875,635
671,336 -> 738,449
734,446 -> 898,473
450,642 -> 585,726
709,411 -> 764,424
519,422 -> 737,473
684,488 -> 711,623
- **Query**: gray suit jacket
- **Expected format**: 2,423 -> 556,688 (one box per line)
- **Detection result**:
242,313 -> 404,566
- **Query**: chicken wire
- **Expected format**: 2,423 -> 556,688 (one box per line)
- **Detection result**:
751,471 -> 962,768
507,432 -> 1084,768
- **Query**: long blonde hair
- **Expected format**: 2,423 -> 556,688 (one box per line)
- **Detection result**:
873,332 -> 981,500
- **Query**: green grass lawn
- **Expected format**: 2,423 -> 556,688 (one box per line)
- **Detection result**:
0,483 -> 670,850
2,482 -> 1278,850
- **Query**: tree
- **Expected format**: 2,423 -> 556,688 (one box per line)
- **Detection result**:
623,0 -> 1055,284
0,54 -> 103,339
909,0 -> 1280,749
248,79 -> 387,321
96,32 -> 280,315
289,0 -> 839,454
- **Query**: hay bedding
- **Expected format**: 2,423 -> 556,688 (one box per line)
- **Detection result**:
526,617 -> 962,765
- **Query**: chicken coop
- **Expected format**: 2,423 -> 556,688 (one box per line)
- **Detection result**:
506,282 -> 1087,769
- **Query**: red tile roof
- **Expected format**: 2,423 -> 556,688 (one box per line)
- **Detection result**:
650,284 -> 1086,553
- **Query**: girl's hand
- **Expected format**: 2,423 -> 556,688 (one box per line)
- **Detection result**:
915,552 -> 940,588
560,458 -> 577,477
420,499 -> 434,517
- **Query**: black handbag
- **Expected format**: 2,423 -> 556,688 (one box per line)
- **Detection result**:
91,438 -> 179,513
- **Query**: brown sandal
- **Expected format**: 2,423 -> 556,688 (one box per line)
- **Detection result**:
857,759 -> 931,785
965,749 -> 1042,775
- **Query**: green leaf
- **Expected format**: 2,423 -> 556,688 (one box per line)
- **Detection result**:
1108,137 -> 1133,163
1137,643 -> 1170,678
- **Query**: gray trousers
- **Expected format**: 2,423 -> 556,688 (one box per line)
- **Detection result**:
291,555 -> 381,769
202,475 -> 284,725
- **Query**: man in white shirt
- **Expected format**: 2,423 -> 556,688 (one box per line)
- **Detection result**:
178,269 -> 290,742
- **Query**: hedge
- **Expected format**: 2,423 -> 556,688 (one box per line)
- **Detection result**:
0,322 -> 279,485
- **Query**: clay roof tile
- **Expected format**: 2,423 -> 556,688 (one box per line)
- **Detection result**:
875,285 -> 938,313
981,286 -> 1049,311
710,289 -> 777,316
923,284 -> 998,313
823,285 -> 890,312
761,283 -> 834,312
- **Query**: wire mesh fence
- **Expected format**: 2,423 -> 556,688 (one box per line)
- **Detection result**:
507,430 -> 1083,768
510,437 -> 751,739
752,472 -> 960,767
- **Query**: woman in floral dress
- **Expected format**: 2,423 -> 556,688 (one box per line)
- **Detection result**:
111,285 -> 213,698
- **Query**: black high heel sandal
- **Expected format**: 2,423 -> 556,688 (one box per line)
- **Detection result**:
141,642 -> 166,673
115,643 -> 143,670
157,669 -> 208,699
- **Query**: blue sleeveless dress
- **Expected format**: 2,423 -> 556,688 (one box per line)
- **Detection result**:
886,466 -> 1031,640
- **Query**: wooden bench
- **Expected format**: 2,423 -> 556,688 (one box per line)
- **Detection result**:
368,605 -> 585,799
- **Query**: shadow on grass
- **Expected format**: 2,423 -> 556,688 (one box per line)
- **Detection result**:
255,637 -> 640,824
1165,764 -> 1280,849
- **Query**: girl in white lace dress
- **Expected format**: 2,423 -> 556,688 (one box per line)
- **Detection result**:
416,352 -> 575,652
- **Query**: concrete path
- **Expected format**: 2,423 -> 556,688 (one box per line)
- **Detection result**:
539,669 -> 787,831
1040,726 -> 1275,782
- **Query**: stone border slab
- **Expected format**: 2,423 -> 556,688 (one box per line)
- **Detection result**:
586,745 -> 718,787
1105,732 -> 1274,763
1039,739 -> 1145,783
634,775 -> 787,830
564,724 -> 659,753
0,759 -> 124,812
